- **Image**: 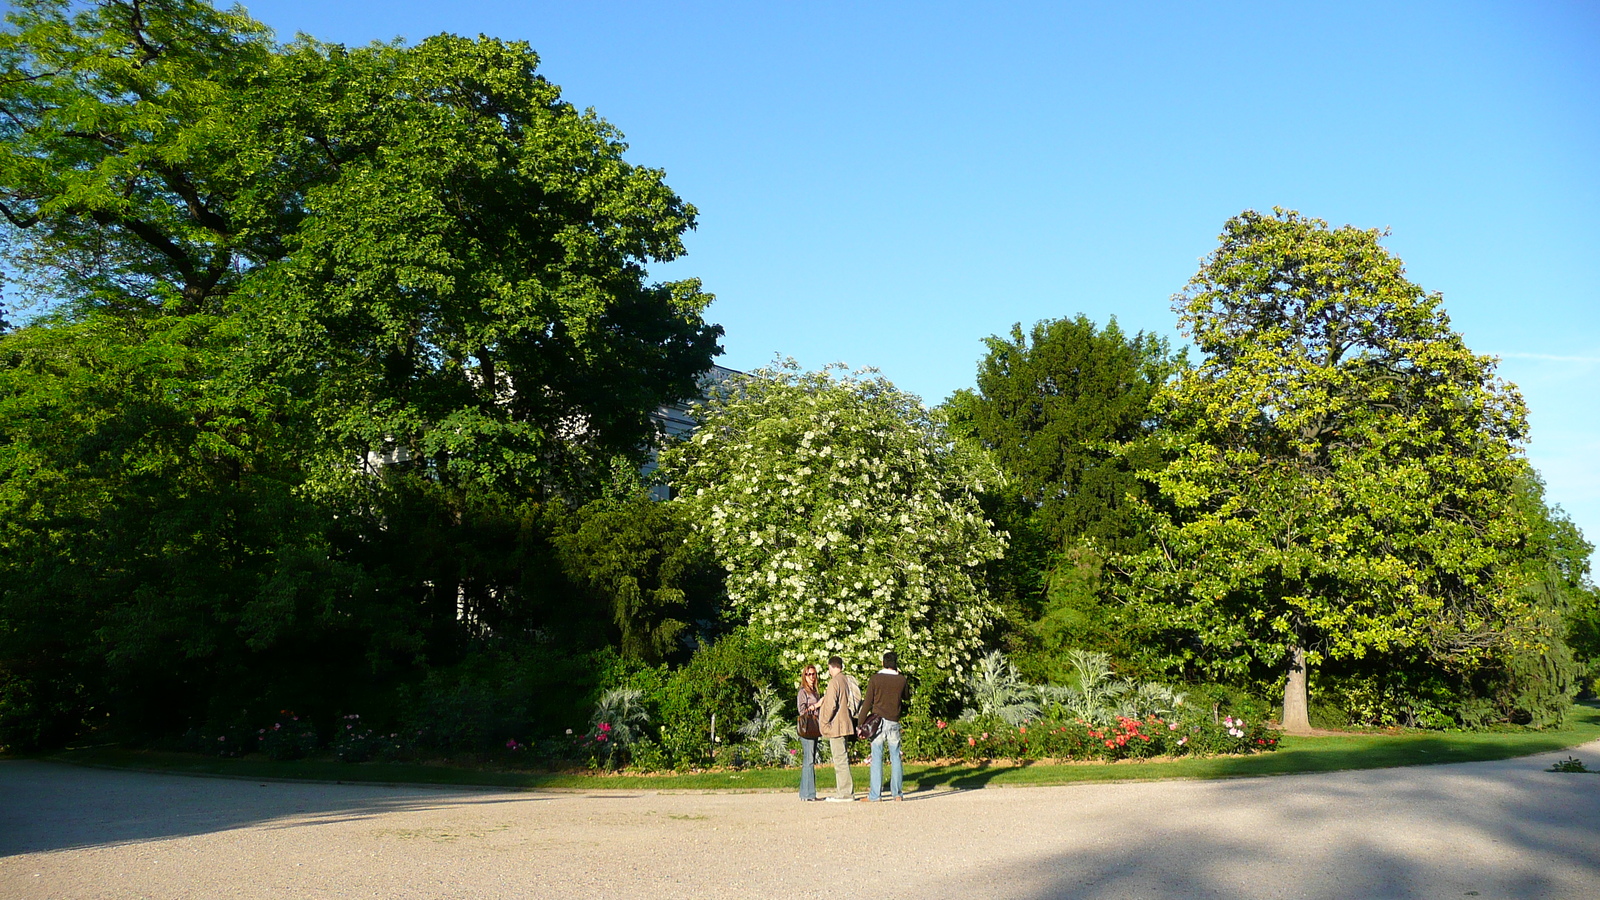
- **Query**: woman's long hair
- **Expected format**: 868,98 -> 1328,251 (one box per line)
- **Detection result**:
798,664 -> 820,697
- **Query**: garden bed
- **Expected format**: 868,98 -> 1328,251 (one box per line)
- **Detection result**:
40,703 -> 1600,792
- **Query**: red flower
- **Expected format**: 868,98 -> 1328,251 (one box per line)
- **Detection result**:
598,722 -> 612,733
936,720 -> 947,729
968,737 -> 976,746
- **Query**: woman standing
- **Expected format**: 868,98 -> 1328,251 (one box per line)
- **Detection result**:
796,664 -> 823,801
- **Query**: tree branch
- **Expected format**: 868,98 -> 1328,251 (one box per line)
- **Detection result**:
89,207 -> 196,280
124,0 -> 168,66
0,199 -> 39,229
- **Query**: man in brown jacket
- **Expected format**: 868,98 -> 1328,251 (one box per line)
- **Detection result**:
859,650 -> 911,801
817,656 -> 860,801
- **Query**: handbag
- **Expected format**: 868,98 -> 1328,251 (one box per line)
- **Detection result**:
854,712 -> 882,742
797,712 -> 821,740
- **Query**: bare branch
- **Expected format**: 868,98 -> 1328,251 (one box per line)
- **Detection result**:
0,200 -> 39,229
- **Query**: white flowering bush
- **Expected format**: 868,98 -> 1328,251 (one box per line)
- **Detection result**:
662,361 -> 1006,677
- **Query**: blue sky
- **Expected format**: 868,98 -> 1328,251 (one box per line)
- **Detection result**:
237,0 -> 1600,563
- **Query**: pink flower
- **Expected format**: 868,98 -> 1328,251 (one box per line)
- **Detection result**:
1168,722 -> 1178,730
981,732 -> 989,740
596,733 -> 608,742
936,720 -> 947,729
598,722 -> 612,733
968,737 -> 976,746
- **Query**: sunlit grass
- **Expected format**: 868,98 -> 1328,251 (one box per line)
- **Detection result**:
48,704 -> 1600,792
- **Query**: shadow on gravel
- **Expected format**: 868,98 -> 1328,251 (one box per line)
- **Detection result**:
905,762 -> 1017,790
0,760 -> 551,856
944,756 -> 1600,900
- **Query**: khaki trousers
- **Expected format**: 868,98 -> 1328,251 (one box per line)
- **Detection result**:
828,736 -> 853,799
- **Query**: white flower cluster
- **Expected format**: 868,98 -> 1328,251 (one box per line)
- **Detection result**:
662,362 -> 1006,677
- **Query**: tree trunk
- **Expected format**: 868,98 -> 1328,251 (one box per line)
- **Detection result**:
1282,644 -> 1312,735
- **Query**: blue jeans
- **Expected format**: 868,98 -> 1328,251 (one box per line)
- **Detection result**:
869,719 -> 902,800
798,736 -> 818,800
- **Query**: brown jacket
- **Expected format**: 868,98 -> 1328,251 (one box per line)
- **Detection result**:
818,672 -> 860,738
859,670 -> 910,722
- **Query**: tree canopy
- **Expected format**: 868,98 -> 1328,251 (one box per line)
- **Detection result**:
944,315 -> 1180,679
664,361 -> 1006,676
1120,208 -> 1545,732
0,0 -> 722,748
947,315 -> 1178,552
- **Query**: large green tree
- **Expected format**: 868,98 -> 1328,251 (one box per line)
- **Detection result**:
1122,209 -> 1541,734
944,315 -> 1178,676
0,0 -> 721,746
949,315 -> 1177,551
663,361 -> 1007,677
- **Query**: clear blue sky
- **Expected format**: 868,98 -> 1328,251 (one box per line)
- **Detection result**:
238,0 -> 1600,564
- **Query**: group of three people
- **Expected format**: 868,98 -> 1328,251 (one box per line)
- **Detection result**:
795,651 -> 910,802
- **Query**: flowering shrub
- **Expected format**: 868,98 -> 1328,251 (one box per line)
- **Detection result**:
183,723 -> 254,758
901,712 -> 1278,763
257,711 -> 319,761
331,714 -> 397,763
662,361 -> 1006,676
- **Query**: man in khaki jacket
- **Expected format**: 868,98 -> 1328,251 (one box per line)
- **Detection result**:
817,656 -> 860,801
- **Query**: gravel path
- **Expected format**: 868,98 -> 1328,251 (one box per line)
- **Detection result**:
4,743 -> 1600,900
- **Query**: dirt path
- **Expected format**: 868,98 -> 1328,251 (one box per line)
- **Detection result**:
4,742 -> 1599,899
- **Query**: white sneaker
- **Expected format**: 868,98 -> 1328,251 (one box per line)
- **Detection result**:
823,797 -> 852,802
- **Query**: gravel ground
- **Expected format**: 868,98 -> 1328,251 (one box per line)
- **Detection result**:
3,742 -> 1599,900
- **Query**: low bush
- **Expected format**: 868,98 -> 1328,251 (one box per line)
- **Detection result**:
902,711 -> 1277,763
331,714 -> 390,762
256,711 -> 320,761
398,646 -> 611,754
181,720 -> 255,758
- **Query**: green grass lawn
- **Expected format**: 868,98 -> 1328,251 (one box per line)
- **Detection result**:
45,704 -> 1600,793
